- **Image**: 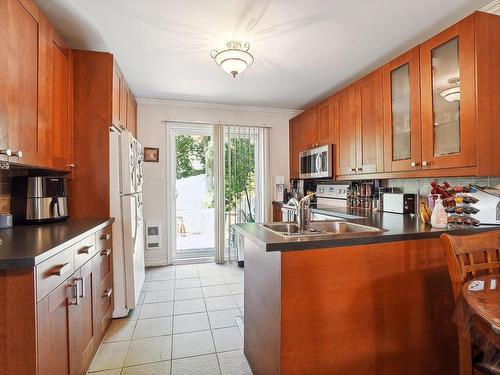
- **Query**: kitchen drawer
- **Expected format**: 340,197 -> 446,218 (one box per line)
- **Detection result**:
36,246 -> 75,302
95,246 -> 112,282
74,233 -> 96,269
97,226 -> 112,251
97,271 -> 113,319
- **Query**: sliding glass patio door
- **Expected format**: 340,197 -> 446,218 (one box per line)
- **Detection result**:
166,122 -> 268,264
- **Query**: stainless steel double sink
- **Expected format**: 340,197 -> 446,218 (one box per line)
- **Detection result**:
261,221 -> 384,238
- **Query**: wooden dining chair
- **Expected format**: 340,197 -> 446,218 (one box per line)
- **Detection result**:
441,231 -> 500,375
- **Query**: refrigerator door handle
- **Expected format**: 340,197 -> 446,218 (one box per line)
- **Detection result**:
130,194 -> 139,254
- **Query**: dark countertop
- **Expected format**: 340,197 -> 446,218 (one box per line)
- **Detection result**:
0,218 -> 114,269
236,207 -> 500,252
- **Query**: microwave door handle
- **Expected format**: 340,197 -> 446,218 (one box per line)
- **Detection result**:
315,154 -> 322,174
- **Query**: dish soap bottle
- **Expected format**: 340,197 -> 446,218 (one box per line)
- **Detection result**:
430,194 -> 448,228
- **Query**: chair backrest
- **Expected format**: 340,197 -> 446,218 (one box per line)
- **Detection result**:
440,231 -> 500,300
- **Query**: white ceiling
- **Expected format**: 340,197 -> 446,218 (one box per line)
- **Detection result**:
35,0 -> 493,109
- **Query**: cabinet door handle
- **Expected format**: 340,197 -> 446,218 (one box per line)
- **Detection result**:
54,263 -> 72,277
74,277 -> 86,298
100,233 -> 112,241
100,248 -> 112,257
67,163 -> 76,168
0,149 -> 12,156
11,150 -> 22,158
71,279 -> 81,305
422,161 -> 429,166
410,161 -> 418,167
356,167 -> 363,172
79,245 -> 94,254
349,167 -> 356,172
103,288 -> 113,298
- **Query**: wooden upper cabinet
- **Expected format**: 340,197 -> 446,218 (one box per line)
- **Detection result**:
303,106 -> 318,148
316,96 -> 336,146
51,33 -> 72,171
127,95 -> 137,138
4,0 -> 42,166
420,15 -> 477,171
355,68 -> 384,175
383,47 -> 421,172
111,61 -> 123,127
0,0 -> 72,170
119,79 -> 128,130
289,116 -> 299,179
336,87 -> 357,176
289,114 -> 306,179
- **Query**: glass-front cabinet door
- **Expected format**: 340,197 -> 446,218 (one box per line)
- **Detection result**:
420,15 -> 477,170
383,47 -> 421,172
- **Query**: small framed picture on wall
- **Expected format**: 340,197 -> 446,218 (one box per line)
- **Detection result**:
144,147 -> 159,162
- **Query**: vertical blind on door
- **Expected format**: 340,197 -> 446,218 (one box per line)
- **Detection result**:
224,125 -> 268,260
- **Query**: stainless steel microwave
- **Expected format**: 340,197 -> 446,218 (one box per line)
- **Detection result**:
299,144 -> 333,179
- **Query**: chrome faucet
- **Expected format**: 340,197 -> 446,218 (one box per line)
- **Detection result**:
287,193 -> 316,233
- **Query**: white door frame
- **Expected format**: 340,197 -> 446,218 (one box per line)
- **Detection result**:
166,122 -> 226,263
165,121 -> 269,265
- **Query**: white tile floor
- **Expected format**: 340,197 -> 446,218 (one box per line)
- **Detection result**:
88,263 -> 252,375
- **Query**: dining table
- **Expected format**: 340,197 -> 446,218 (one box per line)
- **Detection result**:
463,274 -> 500,333
462,274 -> 500,368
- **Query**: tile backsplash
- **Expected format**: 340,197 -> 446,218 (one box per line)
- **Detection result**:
383,176 -> 500,199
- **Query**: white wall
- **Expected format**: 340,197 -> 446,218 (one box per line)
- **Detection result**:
137,99 -> 299,266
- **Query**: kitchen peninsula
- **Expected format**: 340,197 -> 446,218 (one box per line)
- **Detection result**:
237,212 -> 498,375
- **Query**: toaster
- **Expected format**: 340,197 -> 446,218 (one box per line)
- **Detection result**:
383,193 -> 416,214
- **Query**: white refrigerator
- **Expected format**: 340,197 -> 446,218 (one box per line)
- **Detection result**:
110,129 -> 146,318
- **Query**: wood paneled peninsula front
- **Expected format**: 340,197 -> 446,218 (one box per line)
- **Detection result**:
236,214 -> 500,375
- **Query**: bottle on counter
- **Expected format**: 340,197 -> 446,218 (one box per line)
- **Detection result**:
427,193 -> 435,210
430,194 -> 448,229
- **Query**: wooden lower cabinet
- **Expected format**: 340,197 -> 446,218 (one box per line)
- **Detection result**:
37,276 -> 73,375
38,263 -> 100,375
69,262 -> 98,375
38,226 -> 112,375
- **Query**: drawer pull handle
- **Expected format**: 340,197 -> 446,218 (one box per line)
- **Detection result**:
103,288 -> 113,298
100,248 -> 112,257
100,233 -> 112,240
79,245 -> 94,254
54,263 -> 72,277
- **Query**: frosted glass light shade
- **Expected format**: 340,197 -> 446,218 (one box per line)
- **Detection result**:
440,77 -> 460,102
211,41 -> 254,78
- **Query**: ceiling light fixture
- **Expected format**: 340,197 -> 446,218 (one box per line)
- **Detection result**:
210,41 -> 254,78
440,77 -> 460,102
